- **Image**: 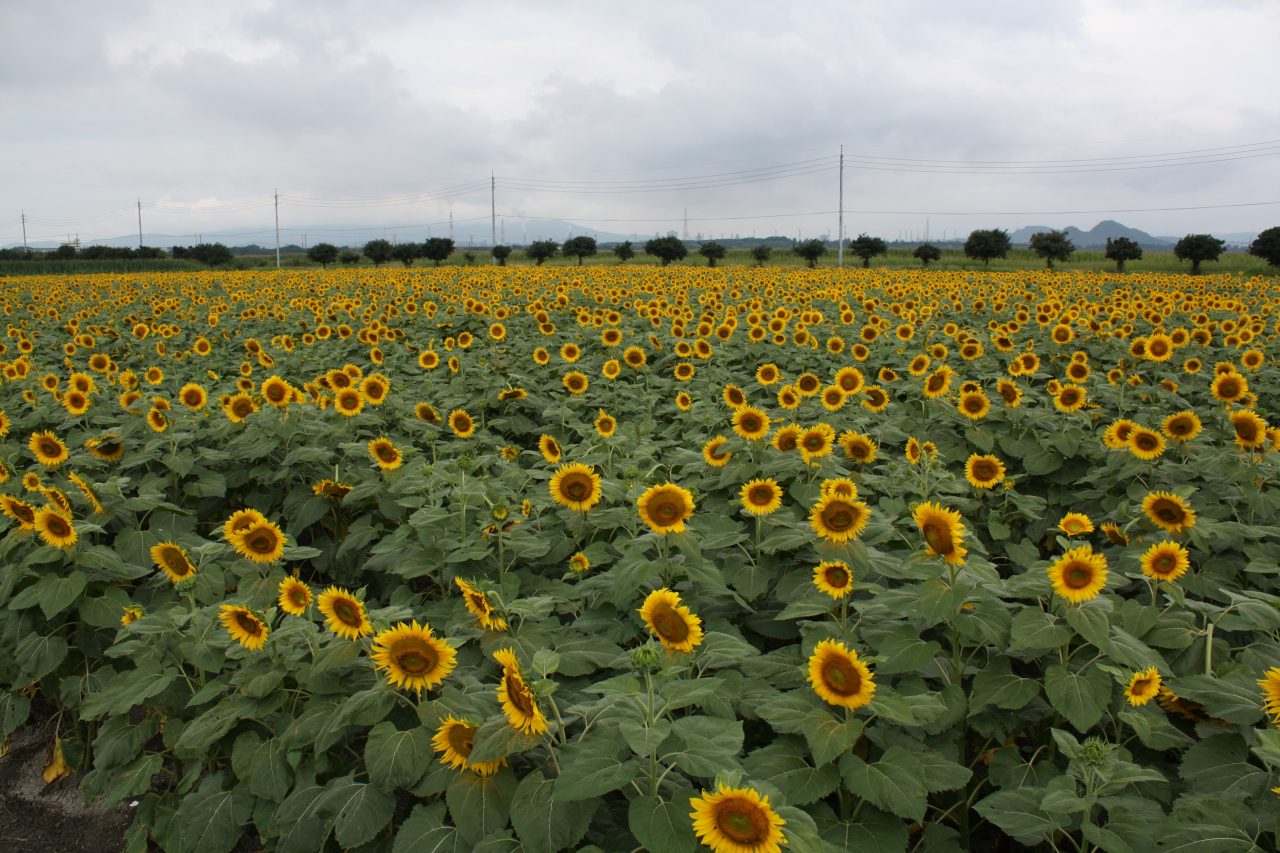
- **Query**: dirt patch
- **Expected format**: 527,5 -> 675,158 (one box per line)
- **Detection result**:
0,724 -> 130,853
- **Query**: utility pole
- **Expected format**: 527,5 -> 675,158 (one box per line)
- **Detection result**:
490,171 -> 496,263
137,197 -> 143,248
837,145 -> 845,268
449,211 -> 454,243
274,189 -> 280,269
20,211 -> 27,251
683,209 -> 688,240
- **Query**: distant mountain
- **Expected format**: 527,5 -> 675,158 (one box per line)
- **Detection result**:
1010,220 -> 1171,250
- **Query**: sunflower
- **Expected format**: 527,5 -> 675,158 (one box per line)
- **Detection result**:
433,716 -> 505,776
29,431 -> 69,467
905,437 -> 923,465
368,437 -> 403,471
549,463 -> 603,512
1211,371 -> 1248,403
150,542 -> 196,583
964,453 -> 1006,489
771,425 -> 800,454
1162,411 -> 1202,442
1100,522 -> 1129,546
839,430 -> 878,464
1047,545 -> 1108,605
34,507 -> 77,549
66,471 -> 103,514
623,347 -> 648,369
594,409 -> 617,437
722,384 -> 748,409
731,406 -> 770,441
820,385 -> 846,411
538,434 -> 562,464
223,393 -> 258,423
913,502 -> 967,565
1058,513 -> 1094,537
1140,540 -> 1190,583
740,479 -> 783,516
1102,418 -> 1138,450
1127,427 -> 1165,460
776,386 -> 800,410
370,621 -> 456,695
219,604 -> 269,651
1260,668 -> 1280,727
63,390 -> 90,415
493,648 -> 549,735
562,371 -> 589,394
278,576 -> 312,615
996,379 -> 1023,408
222,508 -> 266,543
639,588 -> 704,652
637,482 -> 695,535
756,363 -> 782,385
809,494 -> 870,543
146,407 -> 169,433
922,365 -> 954,399
120,605 -> 144,626
1229,409 -> 1269,451
1142,491 -> 1196,534
862,386 -> 889,412
569,551 -> 590,573
231,520 -> 286,563
820,478 -> 858,499
957,390 -> 991,420
689,785 -> 787,853
808,639 -> 876,709
317,586 -> 373,640
1053,384 -> 1087,413
455,577 -> 508,631
312,479 -> 351,500
334,387 -> 364,416
813,560 -> 853,599
448,409 -> 476,439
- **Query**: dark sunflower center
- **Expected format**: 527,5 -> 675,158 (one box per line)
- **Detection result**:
923,522 -> 953,554
163,549 -> 191,576
236,612 -> 264,637
823,504 -> 855,531
394,644 -> 436,676
1154,503 -> 1182,524
1149,341 -> 1168,356
232,399 -> 254,417
974,461 -> 996,480
1236,421 -> 1258,441
1152,554 -> 1176,574
749,486 -> 774,505
1131,677 -> 1153,694
39,439 -> 61,456
266,385 -> 286,402
651,602 -> 690,643
562,475 -> 593,502
716,803 -> 768,843
246,530 -> 278,553
333,599 -> 362,627
741,415 -> 762,432
505,672 -> 535,715
1063,564 -> 1094,589
821,656 -> 862,696
1061,390 -> 1080,406
376,444 -> 397,462
1135,434 -> 1158,451
964,397 -> 984,413
46,516 -> 71,537
825,566 -> 849,587
802,435 -> 825,451
448,724 -> 475,757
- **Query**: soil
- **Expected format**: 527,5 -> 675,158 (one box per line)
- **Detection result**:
0,723 -> 130,853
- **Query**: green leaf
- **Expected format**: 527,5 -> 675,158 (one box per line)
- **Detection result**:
248,738 -> 293,802
1065,601 -> 1112,649
176,776 -> 252,853
81,663 -> 177,720
618,717 -> 671,757
364,721 -> 433,791
446,770 -> 516,844
323,778 -> 395,848
804,711 -> 864,767
973,787 -> 1056,845
14,633 -> 68,682
868,624 -> 942,675
174,695 -> 254,759
839,746 -> 928,821
1010,608 -> 1071,653
469,714 -> 543,763
1106,627 -> 1165,670
1043,664 -> 1109,732
666,716 -> 744,777
36,570 -> 88,619
393,803 -> 462,853
1119,709 -> 1193,750
970,655 -> 1039,712
629,795 -> 699,853
818,810 -> 909,853
553,741 -> 639,801
742,738 -> 841,806
1167,674 -> 1264,725
1178,733 -> 1268,798
511,770 -> 595,853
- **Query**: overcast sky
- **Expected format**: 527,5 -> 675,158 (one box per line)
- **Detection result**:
4,0 -> 1278,247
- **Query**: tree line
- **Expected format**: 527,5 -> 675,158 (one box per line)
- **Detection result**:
4,227 -> 1279,272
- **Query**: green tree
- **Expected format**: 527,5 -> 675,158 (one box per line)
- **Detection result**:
462,251 -> 476,265
1104,237 -> 1143,272
306,242 -> 340,268
421,237 -> 455,266
613,241 -> 635,263
849,234 -> 888,268
699,241 -> 727,267
751,245 -> 772,266
963,229 -> 1011,267
1248,226 -> 1280,268
563,236 -> 598,266
793,238 -> 826,268
362,239 -> 393,266
526,240 -> 559,266
339,249 -> 361,265
491,245 -> 512,266
644,236 -> 687,266
913,243 -> 941,267
1174,233 -> 1226,274
187,243 -> 233,266
1028,230 -> 1074,270
390,242 -> 419,267
52,244 -> 78,259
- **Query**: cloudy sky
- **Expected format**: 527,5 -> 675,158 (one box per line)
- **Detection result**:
4,0 -> 1278,247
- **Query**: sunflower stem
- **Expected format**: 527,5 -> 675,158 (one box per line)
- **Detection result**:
1204,619 -> 1215,676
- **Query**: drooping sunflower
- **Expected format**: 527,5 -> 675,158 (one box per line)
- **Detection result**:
29,431 -> 69,468
702,435 -> 733,467
996,378 -> 1023,408
1058,513 -> 1094,537
1142,491 -> 1196,534
34,507 -> 77,549
368,437 -> 403,471
370,621 -> 456,695
1140,540 -> 1190,583
455,577 -> 507,631
317,586 -> 373,640
1259,667 -> 1280,727
0,496 -> 30,531
1047,545 -> 1108,605
219,604 -> 269,651
448,409 -> 476,439
740,479 -> 783,516
493,648 -> 549,735
312,479 -> 351,500
637,482 -> 695,535
549,463 -> 603,512
808,639 -> 876,709
913,502 -> 967,566
432,716 -> 505,776
964,453 -> 1006,489
278,576 -> 312,615
1161,410 -> 1202,442
731,406 -> 771,441
839,430 -> 877,464
639,588 -> 704,652
689,785 -> 787,853
813,560 -> 854,599
809,494 -> 870,543
1127,427 -> 1165,460
1125,667 -> 1162,706
150,542 -> 196,583
1229,409 -> 1269,451
538,434 -> 562,464
231,520 -> 286,563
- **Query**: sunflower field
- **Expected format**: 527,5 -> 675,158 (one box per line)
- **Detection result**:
2,265 -> 1280,852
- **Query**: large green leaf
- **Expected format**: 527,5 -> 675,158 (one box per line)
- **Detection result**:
839,746 -> 928,821
364,721 -> 433,791
1043,663 -> 1109,732
446,770 -> 516,844
511,770 -> 595,853
629,795 -> 699,853
666,716 -> 744,777
176,776 -> 252,853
